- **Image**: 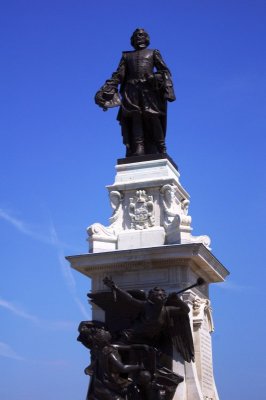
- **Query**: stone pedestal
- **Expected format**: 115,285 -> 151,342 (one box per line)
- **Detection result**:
87,156 -> 211,253
67,156 -> 229,400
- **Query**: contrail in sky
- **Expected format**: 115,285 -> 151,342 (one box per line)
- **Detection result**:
0,342 -> 24,361
215,280 -> 252,292
49,223 -> 90,319
0,296 -> 75,330
0,341 -> 69,366
0,207 -> 90,319
0,208 -> 77,250
0,208 -> 63,246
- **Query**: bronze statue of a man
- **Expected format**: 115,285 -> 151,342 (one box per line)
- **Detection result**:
95,28 -> 176,157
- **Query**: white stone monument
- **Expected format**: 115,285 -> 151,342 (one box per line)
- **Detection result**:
67,155 -> 229,400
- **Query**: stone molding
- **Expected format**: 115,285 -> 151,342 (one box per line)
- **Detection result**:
66,243 -> 229,282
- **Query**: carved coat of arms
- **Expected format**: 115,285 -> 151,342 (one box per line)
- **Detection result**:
129,190 -> 155,230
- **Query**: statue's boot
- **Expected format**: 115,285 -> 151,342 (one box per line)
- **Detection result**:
157,140 -> 167,154
125,146 -> 132,157
147,116 -> 167,154
154,126 -> 167,153
134,139 -> 145,156
131,114 -> 145,156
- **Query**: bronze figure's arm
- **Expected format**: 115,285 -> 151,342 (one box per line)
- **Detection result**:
108,54 -> 126,87
108,352 -> 141,373
95,55 -> 125,110
103,276 -> 144,308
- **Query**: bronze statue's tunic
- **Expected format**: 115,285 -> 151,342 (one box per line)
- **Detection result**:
113,49 -> 174,116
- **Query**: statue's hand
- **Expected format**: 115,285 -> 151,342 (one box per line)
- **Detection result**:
103,276 -> 116,289
164,87 -> 176,102
95,90 -> 107,108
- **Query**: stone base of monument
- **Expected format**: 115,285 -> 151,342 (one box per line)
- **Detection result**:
67,156 -> 229,400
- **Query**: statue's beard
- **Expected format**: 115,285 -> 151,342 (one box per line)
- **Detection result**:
133,41 -> 147,50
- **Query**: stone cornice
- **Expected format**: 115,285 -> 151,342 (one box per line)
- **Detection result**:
66,243 -> 229,282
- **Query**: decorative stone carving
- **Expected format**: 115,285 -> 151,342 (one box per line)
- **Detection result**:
129,190 -> 155,229
160,184 -> 211,249
160,184 -> 190,244
193,297 -> 214,333
192,296 -> 217,399
180,199 -> 192,228
161,184 -> 181,231
87,191 -> 123,252
108,190 -> 123,229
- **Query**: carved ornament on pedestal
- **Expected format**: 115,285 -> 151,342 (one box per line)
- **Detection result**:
160,184 -> 211,249
87,191 -> 123,252
129,190 -> 155,230
193,297 -> 214,333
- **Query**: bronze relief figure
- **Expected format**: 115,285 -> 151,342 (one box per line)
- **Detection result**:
77,277 -> 204,400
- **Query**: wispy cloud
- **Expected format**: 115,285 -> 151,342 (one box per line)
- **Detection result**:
215,280 -> 253,292
32,359 -> 69,367
0,208 -> 80,252
0,342 -> 24,361
49,224 -> 90,319
0,297 -> 75,330
0,208 -> 66,247
0,208 -> 90,319
0,341 -> 69,366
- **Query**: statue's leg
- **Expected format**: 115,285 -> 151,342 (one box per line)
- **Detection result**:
131,114 -> 145,156
145,115 -> 167,154
152,117 -> 167,154
120,119 -> 132,157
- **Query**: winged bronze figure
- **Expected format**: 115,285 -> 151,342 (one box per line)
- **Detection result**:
88,277 -> 195,368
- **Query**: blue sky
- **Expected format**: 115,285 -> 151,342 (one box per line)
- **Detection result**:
0,1 -> 266,399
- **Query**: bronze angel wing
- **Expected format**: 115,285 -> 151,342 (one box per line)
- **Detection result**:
88,289 -> 146,334
165,293 -> 195,363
